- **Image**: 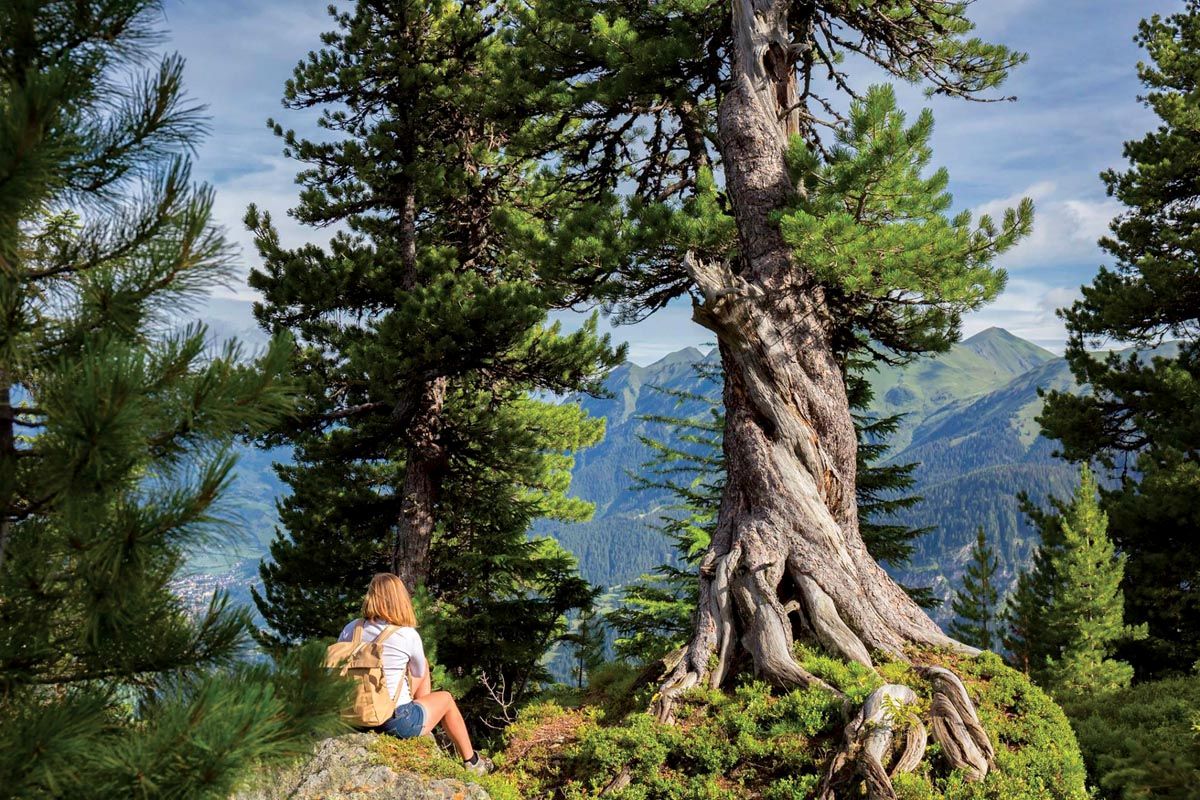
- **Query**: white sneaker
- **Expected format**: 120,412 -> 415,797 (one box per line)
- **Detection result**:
464,754 -> 494,776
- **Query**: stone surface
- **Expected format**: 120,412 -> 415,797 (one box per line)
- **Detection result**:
234,734 -> 489,800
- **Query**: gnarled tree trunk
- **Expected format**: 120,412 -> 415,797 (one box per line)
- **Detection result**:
653,2 -> 994,793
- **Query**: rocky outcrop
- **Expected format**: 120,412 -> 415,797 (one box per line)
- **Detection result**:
235,734 -> 489,800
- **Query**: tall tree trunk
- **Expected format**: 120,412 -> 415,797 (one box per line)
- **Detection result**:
655,2 -> 995,792
391,375 -> 447,588
389,176 -> 447,589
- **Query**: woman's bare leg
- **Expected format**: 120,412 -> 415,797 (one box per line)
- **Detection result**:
415,691 -> 474,761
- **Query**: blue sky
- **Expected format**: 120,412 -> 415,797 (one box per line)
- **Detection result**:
164,0 -> 1182,364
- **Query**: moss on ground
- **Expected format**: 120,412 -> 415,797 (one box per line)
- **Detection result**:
370,649 -> 1087,800
369,735 -> 524,800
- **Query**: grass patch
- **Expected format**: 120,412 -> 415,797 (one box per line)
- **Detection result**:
369,734 -> 524,800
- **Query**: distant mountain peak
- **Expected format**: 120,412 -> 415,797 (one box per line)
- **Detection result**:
644,346 -> 704,369
963,326 -> 1021,344
959,327 -> 1056,367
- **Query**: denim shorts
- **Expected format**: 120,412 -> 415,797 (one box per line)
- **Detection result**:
376,701 -> 427,739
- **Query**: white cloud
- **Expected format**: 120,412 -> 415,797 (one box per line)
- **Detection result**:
161,0 -> 336,302
972,181 -> 1120,272
205,156 -> 342,303
164,0 -> 1166,358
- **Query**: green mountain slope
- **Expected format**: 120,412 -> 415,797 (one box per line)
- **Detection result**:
865,327 -> 1056,451
541,328 -> 1077,625
533,346 -> 721,589
184,327 -> 1090,633
883,357 -> 1082,610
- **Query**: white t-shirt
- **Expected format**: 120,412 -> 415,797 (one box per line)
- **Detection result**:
337,618 -> 428,706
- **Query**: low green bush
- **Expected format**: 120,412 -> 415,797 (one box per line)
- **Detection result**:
1067,674 -> 1200,800
490,649 -> 1088,800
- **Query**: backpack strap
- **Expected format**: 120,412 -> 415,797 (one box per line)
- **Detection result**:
338,621 -> 370,675
373,624 -> 401,647
371,625 -> 410,706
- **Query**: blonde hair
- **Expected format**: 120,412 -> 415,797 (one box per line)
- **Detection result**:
361,573 -> 418,628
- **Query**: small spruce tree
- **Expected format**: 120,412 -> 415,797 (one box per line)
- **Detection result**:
566,609 -> 608,689
1004,466 -> 1145,696
1002,492 -> 1070,674
949,528 -> 1001,651
607,360 -> 723,665
1042,466 -> 1146,701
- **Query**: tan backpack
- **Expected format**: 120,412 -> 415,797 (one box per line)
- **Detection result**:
324,620 -> 408,727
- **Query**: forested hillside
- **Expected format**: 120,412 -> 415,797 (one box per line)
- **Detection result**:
540,327 -> 1087,621
184,326 -> 1097,627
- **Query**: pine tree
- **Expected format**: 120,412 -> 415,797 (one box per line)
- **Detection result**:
949,529 -> 1001,651
247,0 -> 621,718
1002,491 -> 1071,674
566,609 -> 608,688
848,369 -> 938,609
606,360 -> 723,665
0,3 -> 344,797
1039,2 -> 1200,678
1003,466 -> 1145,696
1000,572 -> 1043,675
1041,466 -> 1145,702
511,2 -> 1029,780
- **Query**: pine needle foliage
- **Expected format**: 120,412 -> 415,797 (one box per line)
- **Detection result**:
1039,2 -> 1200,679
0,3 -> 347,797
781,85 -> 1030,362
246,0 -> 622,720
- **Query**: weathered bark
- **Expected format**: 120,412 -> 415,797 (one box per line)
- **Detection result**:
819,684 -> 927,800
390,374 -> 448,588
654,2 -> 993,793
922,666 -> 995,780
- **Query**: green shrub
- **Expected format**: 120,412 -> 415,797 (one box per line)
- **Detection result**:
584,661 -> 651,721
489,649 -> 1086,800
1068,674 -> 1200,800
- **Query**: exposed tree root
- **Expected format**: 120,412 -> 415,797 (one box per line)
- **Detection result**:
650,543 -> 996,795
922,666 -> 995,780
818,684 -> 927,800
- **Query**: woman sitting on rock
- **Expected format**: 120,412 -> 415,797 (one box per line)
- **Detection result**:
338,573 -> 492,775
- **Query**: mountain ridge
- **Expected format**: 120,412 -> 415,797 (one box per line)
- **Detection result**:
183,327 -> 1089,629
545,326 -> 1083,619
